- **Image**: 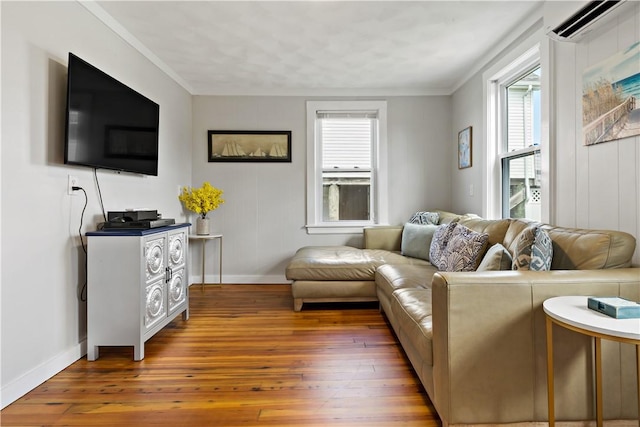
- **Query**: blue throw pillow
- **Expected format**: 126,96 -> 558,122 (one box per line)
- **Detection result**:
401,223 -> 438,261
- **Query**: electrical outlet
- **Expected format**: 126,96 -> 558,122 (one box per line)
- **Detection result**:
68,175 -> 79,195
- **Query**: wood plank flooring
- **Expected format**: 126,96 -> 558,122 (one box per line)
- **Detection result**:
1,284 -> 441,426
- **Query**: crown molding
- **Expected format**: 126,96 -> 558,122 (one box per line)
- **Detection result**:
78,0 -> 194,94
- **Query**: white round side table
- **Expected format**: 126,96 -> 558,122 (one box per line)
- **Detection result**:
189,233 -> 223,290
543,295 -> 640,427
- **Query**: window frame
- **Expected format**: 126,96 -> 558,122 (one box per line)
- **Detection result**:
305,100 -> 388,234
484,34 -> 552,222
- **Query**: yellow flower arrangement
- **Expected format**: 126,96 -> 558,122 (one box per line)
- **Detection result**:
178,182 -> 224,218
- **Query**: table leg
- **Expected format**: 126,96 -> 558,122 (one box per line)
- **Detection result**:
546,316 -> 555,427
219,236 -> 223,284
595,337 -> 603,427
201,239 -> 206,291
636,345 -> 640,425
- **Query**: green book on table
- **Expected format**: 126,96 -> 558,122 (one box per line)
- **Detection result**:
587,296 -> 640,319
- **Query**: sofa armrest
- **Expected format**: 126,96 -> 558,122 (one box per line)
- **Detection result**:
363,226 -> 403,251
431,268 -> 640,425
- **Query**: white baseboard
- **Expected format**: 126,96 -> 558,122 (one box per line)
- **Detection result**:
188,274 -> 290,285
1,340 -> 86,409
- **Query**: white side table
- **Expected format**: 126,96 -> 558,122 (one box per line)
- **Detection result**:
189,233 -> 223,290
543,295 -> 640,427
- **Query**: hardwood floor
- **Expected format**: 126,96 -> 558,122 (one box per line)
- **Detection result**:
1,284 -> 441,426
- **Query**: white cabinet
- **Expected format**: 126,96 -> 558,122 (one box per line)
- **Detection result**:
86,224 -> 189,361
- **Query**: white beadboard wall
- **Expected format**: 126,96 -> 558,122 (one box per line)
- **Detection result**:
554,3 -> 639,266
190,96 -> 452,284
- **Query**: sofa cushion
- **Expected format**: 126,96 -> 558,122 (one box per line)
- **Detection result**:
390,288 -> 434,366
408,211 -> 439,225
513,226 -> 553,271
434,210 -> 462,225
477,243 -> 513,271
430,224 -> 489,272
544,225 -> 636,269
458,216 -> 512,247
505,221 -> 636,270
285,246 -> 430,281
401,223 -> 438,261
504,219 -> 535,253
375,263 -> 438,306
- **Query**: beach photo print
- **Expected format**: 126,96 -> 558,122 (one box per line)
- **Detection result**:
582,41 -> 640,146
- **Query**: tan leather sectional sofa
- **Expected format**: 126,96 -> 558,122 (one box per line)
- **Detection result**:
286,210 -> 639,426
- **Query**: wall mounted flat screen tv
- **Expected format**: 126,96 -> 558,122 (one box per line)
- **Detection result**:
64,53 -> 159,176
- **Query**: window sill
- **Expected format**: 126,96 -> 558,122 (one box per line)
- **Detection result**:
305,223 -> 380,235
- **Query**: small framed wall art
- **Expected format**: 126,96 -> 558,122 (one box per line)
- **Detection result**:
207,130 -> 291,162
458,126 -> 472,169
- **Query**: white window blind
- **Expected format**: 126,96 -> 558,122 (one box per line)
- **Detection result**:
318,112 -> 376,170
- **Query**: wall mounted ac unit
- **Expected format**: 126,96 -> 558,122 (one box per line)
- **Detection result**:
545,0 -> 627,42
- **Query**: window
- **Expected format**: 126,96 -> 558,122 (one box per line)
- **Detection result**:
486,42 -> 548,222
320,115 -> 373,221
501,67 -> 542,220
306,101 -> 388,234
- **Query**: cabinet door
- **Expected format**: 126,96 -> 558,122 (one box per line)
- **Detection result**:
145,236 -> 166,282
168,266 -> 187,314
144,278 -> 166,329
167,229 -> 188,314
168,230 -> 186,270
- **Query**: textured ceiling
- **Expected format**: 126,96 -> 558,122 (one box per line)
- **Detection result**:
94,1 -> 542,95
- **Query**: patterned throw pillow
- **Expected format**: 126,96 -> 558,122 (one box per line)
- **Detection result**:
512,227 -> 536,270
513,226 -> 553,271
531,228 -> 553,271
477,243 -> 513,271
409,211 -> 440,225
429,222 -> 458,266
430,223 -> 490,272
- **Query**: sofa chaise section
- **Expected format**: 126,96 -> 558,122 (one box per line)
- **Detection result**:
286,244 -> 429,311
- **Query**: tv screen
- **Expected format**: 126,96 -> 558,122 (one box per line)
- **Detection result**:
64,53 -> 159,176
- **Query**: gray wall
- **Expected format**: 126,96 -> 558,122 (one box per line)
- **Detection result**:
1,1 -> 193,406
191,95 -> 452,283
